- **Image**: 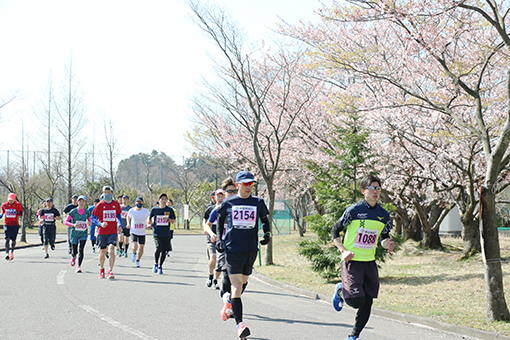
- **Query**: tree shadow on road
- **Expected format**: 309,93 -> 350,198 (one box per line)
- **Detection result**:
245,313 -> 356,329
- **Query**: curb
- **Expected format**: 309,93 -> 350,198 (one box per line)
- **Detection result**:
251,269 -> 510,340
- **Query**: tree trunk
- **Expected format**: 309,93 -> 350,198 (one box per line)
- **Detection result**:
405,215 -> 422,241
460,218 -> 481,258
420,227 -> 441,249
264,185 -> 275,265
479,186 -> 510,321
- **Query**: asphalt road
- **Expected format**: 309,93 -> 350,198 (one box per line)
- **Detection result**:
0,234 -> 486,340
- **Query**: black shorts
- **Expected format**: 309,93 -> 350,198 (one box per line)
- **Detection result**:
4,225 -> 19,240
97,234 -> 117,249
341,260 -> 379,299
122,227 -> 130,237
215,252 -> 227,272
154,236 -> 171,253
226,251 -> 258,276
131,234 -> 146,245
43,226 -> 56,246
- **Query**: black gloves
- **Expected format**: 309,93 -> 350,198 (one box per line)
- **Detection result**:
260,232 -> 271,245
216,239 -> 225,253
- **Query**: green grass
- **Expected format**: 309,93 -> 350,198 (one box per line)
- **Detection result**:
254,232 -> 510,335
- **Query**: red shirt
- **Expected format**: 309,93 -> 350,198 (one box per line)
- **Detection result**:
92,200 -> 122,235
1,201 -> 23,226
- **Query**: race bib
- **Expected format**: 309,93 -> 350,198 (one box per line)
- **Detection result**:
103,210 -> 116,222
44,213 -> 54,222
5,209 -> 16,218
232,206 -> 257,229
156,215 -> 168,226
133,223 -> 144,230
75,221 -> 87,231
121,211 -> 128,219
353,227 -> 378,249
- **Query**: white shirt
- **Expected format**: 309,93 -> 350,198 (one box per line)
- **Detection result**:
127,207 -> 150,236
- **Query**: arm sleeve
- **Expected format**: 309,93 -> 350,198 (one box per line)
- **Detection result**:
64,214 -> 74,228
331,209 -> 351,240
208,209 -> 217,223
116,214 -> 123,227
216,206 -> 226,238
260,215 -> 270,234
91,214 -> 100,226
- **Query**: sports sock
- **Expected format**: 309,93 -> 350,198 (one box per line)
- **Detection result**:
232,298 -> 243,324
124,243 -> 129,252
208,274 -> 213,280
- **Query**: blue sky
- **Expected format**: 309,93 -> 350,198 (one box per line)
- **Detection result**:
0,0 -> 325,166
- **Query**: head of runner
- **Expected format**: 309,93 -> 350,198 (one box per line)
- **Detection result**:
122,195 -> 129,206
235,171 -> 257,199
158,194 -> 168,208
360,176 -> 382,207
46,198 -> 54,209
103,186 -> 114,203
71,194 -> 78,205
7,193 -> 16,205
215,189 -> 225,205
77,195 -> 87,209
135,197 -> 144,210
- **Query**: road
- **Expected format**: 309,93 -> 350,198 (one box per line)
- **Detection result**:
0,234 -> 482,340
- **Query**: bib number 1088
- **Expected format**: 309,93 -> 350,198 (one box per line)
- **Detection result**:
354,228 -> 378,249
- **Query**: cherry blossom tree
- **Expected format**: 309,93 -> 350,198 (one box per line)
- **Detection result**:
281,0 -> 510,321
188,0 -> 322,264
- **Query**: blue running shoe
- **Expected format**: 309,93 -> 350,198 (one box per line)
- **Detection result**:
131,252 -> 136,263
332,282 -> 344,311
345,336 -> 359,340
152,263 -> 158,273
135,260 -> 140,268
158,266 -> 163,275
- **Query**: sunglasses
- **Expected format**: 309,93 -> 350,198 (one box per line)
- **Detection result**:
240,182 -> 254,187
225,189 -> 238,194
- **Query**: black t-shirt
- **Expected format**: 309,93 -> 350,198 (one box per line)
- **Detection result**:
39,207 -> 61,228
150,206 -> 176,238
204,204 -> 216,243
63,203 -> 77,214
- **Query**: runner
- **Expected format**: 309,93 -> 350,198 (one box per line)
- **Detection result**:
126,197 -> 150,268
1,193 -> 23,261
331,174 -> 395,340
203,189 -> 225,289
148,193 -> 176,274
210,178 -> 237,297
92,186 -> 123,279
120,195 -> 132,258
215,171 -> 271,339
88,198 -> 100,253
65,195 -> 92,273
36,200 -> 47,245
116,194 -> 124,256
63,195 -> 78,254
38,198 -> 61,259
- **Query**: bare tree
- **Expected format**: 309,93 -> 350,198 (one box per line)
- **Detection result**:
53,55 -> 86,202
96,112 -> 122,190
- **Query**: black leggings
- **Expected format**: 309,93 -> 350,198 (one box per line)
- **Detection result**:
345,295 -> 373,337
5,238 -> 16,254
71,240 -> 87,266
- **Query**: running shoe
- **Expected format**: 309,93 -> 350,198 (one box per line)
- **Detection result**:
9,251 -> 13,261
152,263 -> 158,273
92,248 -> 96,254
5,254 -> 9,261
124,252 -> 128,258
68,248 -> 71,254
107,270 -> 115,279
44,254 -> 49,259
135,260 -> 140,268
221,292 -> 233,321
158,266 -> 163,275
345,336 -> 359,340
212,281 -> 220,290
70,257 -> 76,267
99,268 -> 105,279
332,282 -> 344,312
206,278 -> 213,287
131,252 -> 136,263
237,322 -> 250,338
76,266 -> 82,273
51,245 -> 55,251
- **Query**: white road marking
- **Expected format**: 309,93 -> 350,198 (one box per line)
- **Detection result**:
56,270 -> 66,285
79,305 -> 158,340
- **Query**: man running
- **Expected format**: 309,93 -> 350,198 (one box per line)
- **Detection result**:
331,174 -> 395,340
1,193 -> 23,261
36,200 -> 47,245
148,193 -> 176,274
65,195 -> 92,273
38,198 -> 61,259
88,198 -> 100,253
120,195 -> 132,258
63,195 -> 79,254
116,194 -> 124,256
203,189 -> 225,289
92,186 -> 123,279
126,197 -> 150,268
215,171 -> 271,339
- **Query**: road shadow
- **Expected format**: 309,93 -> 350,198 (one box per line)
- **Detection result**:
245,313 -> 358,329
246,289 -> 312,300
380,272 -> 484,286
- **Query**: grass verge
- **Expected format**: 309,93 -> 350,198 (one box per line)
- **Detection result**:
254,232 -> 510,336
